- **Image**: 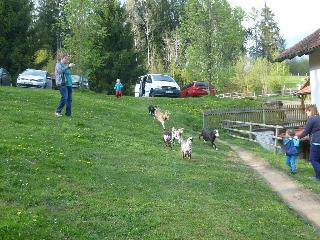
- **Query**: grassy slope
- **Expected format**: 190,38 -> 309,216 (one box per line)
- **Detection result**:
0,87 -> 318,239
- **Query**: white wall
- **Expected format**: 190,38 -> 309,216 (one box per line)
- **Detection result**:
309,49 -> 320,111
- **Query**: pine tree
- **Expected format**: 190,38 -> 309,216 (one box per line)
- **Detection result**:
247,4 -> 285,61
34,0 -> 66,54
63,0 -> 143,93
259,3 -> 285,61
0,0 -> 36,79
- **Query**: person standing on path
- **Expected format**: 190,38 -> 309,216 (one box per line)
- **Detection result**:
54,52 -> 76,117
298,105 -> 320,181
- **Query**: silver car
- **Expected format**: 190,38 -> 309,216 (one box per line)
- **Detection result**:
17,69 -> 51,88
71,75 -> 89,89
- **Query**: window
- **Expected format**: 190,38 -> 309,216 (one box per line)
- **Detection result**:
152,75 -> 174,82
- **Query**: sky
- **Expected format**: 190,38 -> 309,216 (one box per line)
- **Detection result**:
228,0 -> 320,48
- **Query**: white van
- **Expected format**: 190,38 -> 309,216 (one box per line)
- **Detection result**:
134,74 -> 180,97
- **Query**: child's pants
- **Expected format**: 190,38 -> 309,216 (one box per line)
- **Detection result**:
285,155 -> 297,173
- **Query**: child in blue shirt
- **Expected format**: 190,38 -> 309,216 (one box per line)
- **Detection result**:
114,79 -> 123,98
283,129 -> 300,174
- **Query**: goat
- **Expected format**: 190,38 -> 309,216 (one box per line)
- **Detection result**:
199,128 -> 219,150
154,108 -> 170,129
163,127 -> 184,149
172,127 -> 184,145
163,130 -> 173,149
180,136 -> 193,160
148,105 -> 157,116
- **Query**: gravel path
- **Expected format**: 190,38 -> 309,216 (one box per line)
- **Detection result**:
219,139 -> 320,232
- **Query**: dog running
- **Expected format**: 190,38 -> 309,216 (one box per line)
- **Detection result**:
154,108 -> 170,129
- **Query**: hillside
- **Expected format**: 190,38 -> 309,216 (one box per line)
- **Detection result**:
0,87 -> 318,239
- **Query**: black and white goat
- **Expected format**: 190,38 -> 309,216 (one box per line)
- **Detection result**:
180,136 -> 193,160
172,127 -> 184,145
148,105 -> 157,116
199,128 -> 219,150
163,127 -> 184,149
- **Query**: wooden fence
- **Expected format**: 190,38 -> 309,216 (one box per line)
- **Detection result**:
222,120 -> 284,151
202,104 -> 314,129
216,88 -> 297,99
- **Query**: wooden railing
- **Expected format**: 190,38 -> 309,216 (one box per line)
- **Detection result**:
202,104 -> 313,129
222,120 -> 284,151
216,88 -> 298,99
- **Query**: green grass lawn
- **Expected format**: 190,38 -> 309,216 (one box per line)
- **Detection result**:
282,75 -> 305,88
0,87 -> 319,239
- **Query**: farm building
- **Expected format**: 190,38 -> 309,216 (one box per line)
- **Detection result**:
276,28 -> 320,111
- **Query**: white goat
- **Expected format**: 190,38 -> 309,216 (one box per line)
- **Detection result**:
180,136 -> 193,160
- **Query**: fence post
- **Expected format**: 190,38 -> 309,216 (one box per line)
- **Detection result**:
202,112 -> 205,129
263,109 -> 266,125
274,127 -> 279,152
249,123 -> 253,140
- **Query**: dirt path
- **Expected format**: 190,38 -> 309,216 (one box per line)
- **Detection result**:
218,139 -> 320,231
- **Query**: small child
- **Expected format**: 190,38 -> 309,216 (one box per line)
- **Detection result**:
283,129 -> 300,174
114,79 -> 123,98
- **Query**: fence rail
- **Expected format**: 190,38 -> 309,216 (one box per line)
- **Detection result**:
216,88 -> 297,99
203,104 -> 313,129
222,120 -> 284,151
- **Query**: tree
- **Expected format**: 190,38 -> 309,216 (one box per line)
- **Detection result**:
34,0 -> 66,54
246,7 -> 260,59
63,0 -> 144,93
126,0 -> 185,72
247,4 -> 285,61
231,57 -> 289,94
179,0 -> 245,88
0,0 -> 36,80
259,3 -> 285,61
287,57 -> 309,76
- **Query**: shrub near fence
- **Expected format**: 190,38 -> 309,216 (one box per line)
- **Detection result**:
203,104 -> 314,129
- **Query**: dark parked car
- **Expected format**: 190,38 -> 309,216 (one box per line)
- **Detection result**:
0,67 -> 12,86
180,81 -> 216,97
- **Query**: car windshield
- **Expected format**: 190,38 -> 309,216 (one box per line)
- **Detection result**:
72,75 -> 81,81
22,70 -> 46,77
153,75 -> 174,82
195,82 -> 208,86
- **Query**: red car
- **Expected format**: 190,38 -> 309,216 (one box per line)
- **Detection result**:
180,81 -> 216,97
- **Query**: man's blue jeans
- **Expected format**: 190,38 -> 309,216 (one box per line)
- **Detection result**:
310,144 -> 320,179
285,155 -> 297,173
56,85 -> 72,116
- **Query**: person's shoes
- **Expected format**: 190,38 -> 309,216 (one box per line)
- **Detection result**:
54,112 -> 63,117
290,171 -> 297,175
308,176 -> 320,181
